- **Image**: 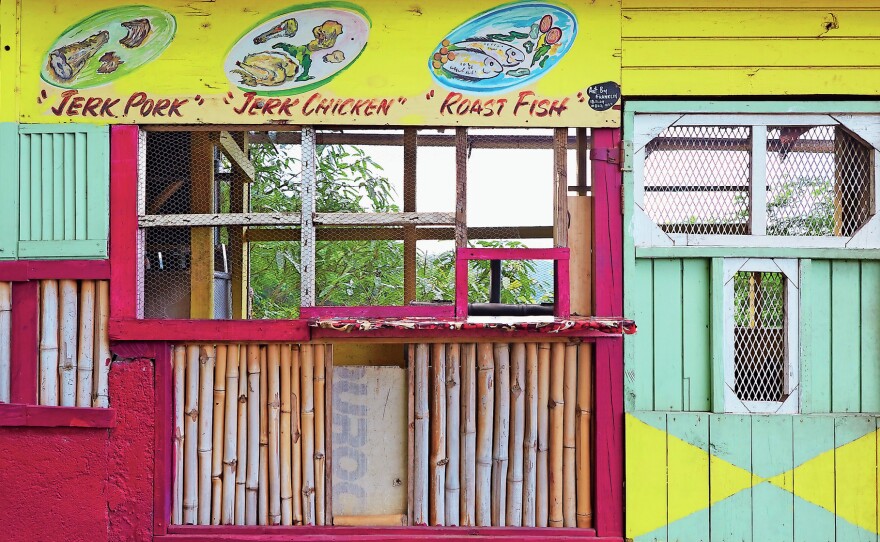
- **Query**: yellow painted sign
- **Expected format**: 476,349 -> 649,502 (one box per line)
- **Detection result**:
18,0 -> 621,126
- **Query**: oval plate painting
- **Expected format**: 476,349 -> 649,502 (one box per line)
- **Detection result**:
41,5 -> 176,89
429,2 -> 576,93
225,5 -> 369,95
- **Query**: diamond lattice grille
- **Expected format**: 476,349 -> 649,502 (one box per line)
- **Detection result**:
733,271 -> 785,402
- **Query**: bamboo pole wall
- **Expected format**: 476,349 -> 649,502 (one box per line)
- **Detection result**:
172,343 -> 332,526
410,342 -> 593,528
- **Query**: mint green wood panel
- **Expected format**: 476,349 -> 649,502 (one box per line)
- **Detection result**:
17,125 -> 109,259
860,261 -> 880,413
637,246 -> 880,260
833,416 -> 878,542
682,259 -> 711,411
630,258 -> 656,411
0,124 -> 19,260
710,258 -> 725,413
810,261 -> 832,414
792,415 -> 835,542
709,414 -> 752,542
799,260 -> 814,414
831,260 -> 861,413
667,412 -> 709,542
752,415 -> 794,542
654,259 -> 684,410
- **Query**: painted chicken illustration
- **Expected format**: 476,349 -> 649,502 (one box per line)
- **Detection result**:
231,51 -> 300,87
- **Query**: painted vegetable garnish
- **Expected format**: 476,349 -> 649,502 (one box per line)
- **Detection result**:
539,14 -> 553,33
545,27 -> 562,45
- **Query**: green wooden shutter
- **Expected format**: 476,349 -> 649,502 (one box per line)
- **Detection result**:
17,124 -> 109,259
0,123 -> 19,260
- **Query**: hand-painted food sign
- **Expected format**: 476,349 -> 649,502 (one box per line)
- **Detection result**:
225,6 -> 370,95
42,5 -> 176,89
430,3 -> 576,93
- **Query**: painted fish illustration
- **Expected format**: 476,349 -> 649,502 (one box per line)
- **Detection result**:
454,40 -> 525,67
440,49 -> 503,81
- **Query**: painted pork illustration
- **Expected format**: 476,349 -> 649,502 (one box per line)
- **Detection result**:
119,18 -> 152,48
454,40 -> 525,67
254,18 -> 298,44
231,50 -> 300,87
47,30 -> 110,83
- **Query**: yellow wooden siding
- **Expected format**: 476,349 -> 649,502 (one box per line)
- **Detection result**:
622,2 -> 880,96
0,0 -> 20,122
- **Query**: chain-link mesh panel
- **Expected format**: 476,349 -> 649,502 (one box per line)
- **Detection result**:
733,271 -> 785,402
643,125 -> 751,235
766,125 -> 873,236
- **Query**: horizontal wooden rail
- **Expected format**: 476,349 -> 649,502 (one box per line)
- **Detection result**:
0,403 -> 116,428
245,226 -> 553,243
251,132 -> 587,150
0,259 -> 111,281
315,212 -> 455,226
109,319 -> 311,342
139,213 -> 302,228
458,247 -> 570,260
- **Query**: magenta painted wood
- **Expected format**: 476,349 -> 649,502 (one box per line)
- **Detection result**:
455,256 -> 469,319
0,262 -> 29,282
301,305 -> 455,319
591,129 -> 622,317
0,403 -> 116,427
110,341 -> 159,359
458,247 -> 570,261
593,339 -> 623,538
154,342 -> 172,536
0,404 -> 27,425
554,258 -> 570,318
312,327 -> 608,341
109,318 -> 311,342
109,125 -> 140,321
10,281 -> 39,405
0,260 -> 111,281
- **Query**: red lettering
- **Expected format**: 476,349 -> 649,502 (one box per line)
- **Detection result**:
124,92 -> 148,116
548,98 -> 569,116
364,99 -> 377,116
496,99 -> 507,115
233,92 -> 256,115
440,92 -> 462,115
337,98 -> 353,115
99,98 -> 119,117
513,91 -> 534,116
50,90 -> 78,116
68,96 -> 85,116
278,98 -> 295,116
168,98 -> 187,117
153,99 -> 171,116
263,98 -> 281,115
82,97 -> 102,117
532,98 -> 550,117
302,93 -> 321,115
140,98 -> 155,116
315,98 -> 331,115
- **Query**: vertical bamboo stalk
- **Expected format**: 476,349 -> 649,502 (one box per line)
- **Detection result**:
576,344 -> 593,528
75,281 -> 95,407
198,346 -> 216,525
523,343 -> 539,527
324,346 -> 333,524
259,347 -> 269,525
536,343 -> 550,527
563,343 -> 577,527
412,343 -> 430,526
507,343 -> 525,526
235,345 -> 248,525
211,345 -> 227,524
279,345 -> 293,525
475,343 -> 494,526
58,280 -> 78,407
291,346 -> 303,525
39,280 -> 59,406
245,344 -> 260,525
430,343 -> 446,525
492,343 -> 510,526
172,346 -> 186,525
183,345 -> 200,524
268,344 -> 282,525
0,282 -> 10,403
548,343 -> 564,527
94,281 -> 110,408
445,343 -> 461,526
314,344 -> 326,526
460,343 -> 476,526
301,344 -> 316,525
222,345 -> 239,525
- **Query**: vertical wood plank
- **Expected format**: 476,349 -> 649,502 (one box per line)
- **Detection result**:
154,343 -> 173,535
834,415 -> 878,542
454,128 -> 467,249
750,125 -> 768,235
229,132 -> 250,319
667,413 -> 709,542
709,414 -> 752,542
752,415 -> 794,542
810,260 -> 832,413
682,259 -> 711,411
74,132 -> 87,241
653,259 -> 683,411
792,415 -> 835,542
62,132 -> 75,240
567,195 -> 592,316
799,260 -> 814,414
553,128 -> 568,248
831,260 -> 861,412
624,412 -> 667,542
0,124 -> 19,259
109,126 -> 139,320
860,261 -> 880,412
9,281 -> 39,404
190,133 -> 215,319
403,128 -> 417,304
629,259 -> 654,411
85,126 -> 109,249
594,339 -> 624,537
41,133 -> 52,241
52,133 -> 63,241
592,128 -> 623,318
29,133 -> 41,242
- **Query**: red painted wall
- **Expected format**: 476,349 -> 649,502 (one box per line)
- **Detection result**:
0,358 -> 155,542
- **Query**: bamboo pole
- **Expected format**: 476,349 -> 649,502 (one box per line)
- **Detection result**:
429,343 -> 446,526
445,343 -> 461,526
475,343 -> 494,526
576,344 -> 593,528
198,346 -> 216,525
460,343 -> 476,526
523,343 -> 539,527
548,343 -> 564,527
314,344 -> 326,526
507,343 -> 525,526
267,344 -> 282,525
58,280 -> 78,407
211,345 -> 227,525
301,344 -> 316,525
279,345 -> 293,525
75,281 -> 94,407
324,346 -> 333,524
492,343 -> 510,526
563,343 -> 577,527
222,345 -> 239,525
0,282 -> 9,403
259,346 -> 269,525
183,345 -> 200,524
333,514 -> 408,527
412,343 -> 430,526
39,280 -> 59,406
291,346 -> 303,525
235,345 -> 248,525
172,346 -> 186,525
536,343 -> 550,527
94,281 -> 110,408
245,344 -> 261,525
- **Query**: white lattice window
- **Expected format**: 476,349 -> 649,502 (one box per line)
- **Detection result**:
632,113 -> 880,248
722,258 -> 799,414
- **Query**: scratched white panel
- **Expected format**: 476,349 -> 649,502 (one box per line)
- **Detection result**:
332,366 -> 408,516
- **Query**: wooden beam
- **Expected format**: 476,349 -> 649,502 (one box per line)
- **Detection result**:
568,196 -> 592,316
147,180 -> 185,215
215,131 -> 256,182
244,226 -> 553,243
554,128 -> 569,248
315,212 -> 454,227
455,128 -> 467,248
403,128 -> 418,304
140,212 -> 302,228
190,133 -> 216,319
576,128 -> 589,188
230,132 -> 250,319
251,132 -> 586,150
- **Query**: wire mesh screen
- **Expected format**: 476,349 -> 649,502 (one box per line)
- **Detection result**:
643,125 -> 751,235
733,271 -> 785,402
766,125 -> 873,236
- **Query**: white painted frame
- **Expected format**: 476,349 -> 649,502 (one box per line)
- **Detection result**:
722,258 -> 799,414
632,113 -> 880,249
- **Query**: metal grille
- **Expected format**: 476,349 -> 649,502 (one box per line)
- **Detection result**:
733,271 -> 785,402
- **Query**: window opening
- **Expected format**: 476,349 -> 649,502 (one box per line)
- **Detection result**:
733,271 -> 785,402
